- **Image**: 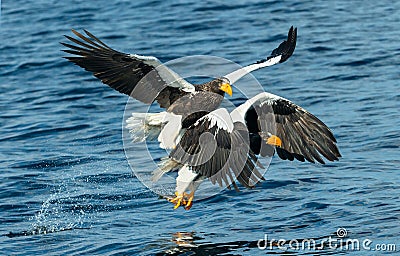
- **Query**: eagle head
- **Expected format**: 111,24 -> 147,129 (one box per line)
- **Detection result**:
208,77 -> 232,96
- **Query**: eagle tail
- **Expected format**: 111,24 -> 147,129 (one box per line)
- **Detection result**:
126,112 -> 167,142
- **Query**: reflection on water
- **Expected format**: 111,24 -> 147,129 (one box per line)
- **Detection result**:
171,232 -> 198,248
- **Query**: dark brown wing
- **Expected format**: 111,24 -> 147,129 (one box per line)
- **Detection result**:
239,93 -> 341,164
267,25 -> 297,63
170,109 -> 265,190
61,29 -> 194,108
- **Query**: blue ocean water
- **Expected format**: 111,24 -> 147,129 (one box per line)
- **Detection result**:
1,0 -> 399,255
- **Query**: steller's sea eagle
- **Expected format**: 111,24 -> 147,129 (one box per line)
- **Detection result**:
62,26 -> 341,210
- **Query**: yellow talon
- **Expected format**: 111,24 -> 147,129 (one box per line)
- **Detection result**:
184,191 -> 195,210
167,191 -> 195,210
174,199 -> 182,209
266,135 -> 282,147
168,192 -> 184,209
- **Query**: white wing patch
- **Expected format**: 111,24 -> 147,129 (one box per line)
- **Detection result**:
130,54 -> 195,93
129,54 -> 159,62
198,108 -> 234,132
223,55 -> 282,85
230,92 -> 286,123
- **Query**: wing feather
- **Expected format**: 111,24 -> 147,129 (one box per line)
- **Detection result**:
170,109 -> 265,189
62,29 -> 194,108
234,92 -> 341,164
223,26 -> 297,84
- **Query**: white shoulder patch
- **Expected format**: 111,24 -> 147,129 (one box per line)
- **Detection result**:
129,54 -> 159,62
201,108 -> 234,132
230,92 -> 287,123
129,54 -> 195,93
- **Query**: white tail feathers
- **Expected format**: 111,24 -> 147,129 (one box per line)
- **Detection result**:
126,112 -> 168,142
126,111 -> 183,149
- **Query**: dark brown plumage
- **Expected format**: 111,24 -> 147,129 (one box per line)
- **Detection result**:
62,27 -> 341,210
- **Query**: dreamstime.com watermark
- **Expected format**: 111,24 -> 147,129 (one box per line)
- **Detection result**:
257,228 -> 397,252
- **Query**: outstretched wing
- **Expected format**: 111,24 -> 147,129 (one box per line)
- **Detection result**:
231,92 -> 341,164
61,29 -> 194,108
224,26 -> 297,84
170,109 -> 266,189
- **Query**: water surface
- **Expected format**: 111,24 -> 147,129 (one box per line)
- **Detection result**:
1,0 -> 399,255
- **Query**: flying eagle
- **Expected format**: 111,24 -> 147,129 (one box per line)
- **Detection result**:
62,27 -> 341,210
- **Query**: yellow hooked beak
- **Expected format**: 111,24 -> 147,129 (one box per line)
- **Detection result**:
266,135 -> 282,147
220,83 -> 232,96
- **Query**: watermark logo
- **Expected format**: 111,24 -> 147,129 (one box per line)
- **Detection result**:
257,228 -> 397,252
336,227 -> 347,238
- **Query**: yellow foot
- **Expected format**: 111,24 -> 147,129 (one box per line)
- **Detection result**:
168,192 -> 184,209
184,191 -> 195,210
266,135 -> 282,147
167,191 -> 195,210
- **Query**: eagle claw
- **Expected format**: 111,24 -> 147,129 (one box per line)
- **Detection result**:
167,191 -> 195,210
